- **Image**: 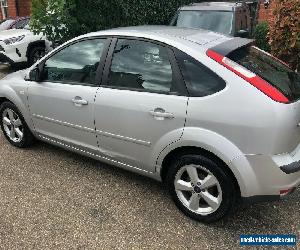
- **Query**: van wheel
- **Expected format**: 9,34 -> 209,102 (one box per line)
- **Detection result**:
28,46 -> 45,66
166,154 -> 237,223
0,102 -> 35,148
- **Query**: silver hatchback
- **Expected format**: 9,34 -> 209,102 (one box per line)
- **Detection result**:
0,26 -> 299,223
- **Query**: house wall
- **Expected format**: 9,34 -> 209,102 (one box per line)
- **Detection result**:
258,0 -> 277,24
0,0 -> 31,20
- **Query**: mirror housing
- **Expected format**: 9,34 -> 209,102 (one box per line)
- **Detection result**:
237,29 -> 249,38
28,65 -> 43,82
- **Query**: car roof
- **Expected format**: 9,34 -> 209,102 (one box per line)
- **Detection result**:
179,2 -> 245,11
83,26 -> 232,48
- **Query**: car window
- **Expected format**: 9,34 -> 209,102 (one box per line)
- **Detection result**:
176,50 -> 226,97
11,18 -> 29,29
43,39 -> 107,85
106,39 -> 177,94
175,10 -> 233,35
228,46 -> 300,101
0,19 -> 14,31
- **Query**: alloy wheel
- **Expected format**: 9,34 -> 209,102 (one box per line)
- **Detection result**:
2,108 -> 24,143
174,164 -> 222,215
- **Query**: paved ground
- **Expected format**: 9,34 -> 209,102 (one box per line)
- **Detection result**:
0,66 -> 299,249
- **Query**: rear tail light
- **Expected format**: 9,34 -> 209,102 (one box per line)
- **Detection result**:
280,187 -> 295,196
206,49 -> 289,103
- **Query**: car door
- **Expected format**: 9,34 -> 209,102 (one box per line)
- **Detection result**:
28,38 -> 110,152
94,38 -> 188,173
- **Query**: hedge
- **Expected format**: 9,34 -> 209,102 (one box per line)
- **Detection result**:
31,0 -> 198,43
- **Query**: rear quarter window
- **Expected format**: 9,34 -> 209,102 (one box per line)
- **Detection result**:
175,50 -> 226,97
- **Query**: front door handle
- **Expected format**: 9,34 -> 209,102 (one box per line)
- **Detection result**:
72,96 -> 88,107
149,108 -> 174,120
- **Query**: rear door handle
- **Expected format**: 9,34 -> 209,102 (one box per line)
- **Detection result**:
72,96 -> 88,107
149,108 -> 174,120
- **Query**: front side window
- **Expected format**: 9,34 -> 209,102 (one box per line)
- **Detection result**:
43,39 -> 107,85
176,50 -> 226,97
106,39 -> 177,94
175,10 -> 233,35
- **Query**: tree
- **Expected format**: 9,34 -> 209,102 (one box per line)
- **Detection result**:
269,0 -> 300,71
253,21 -> 271,52
30,0 -> 197,44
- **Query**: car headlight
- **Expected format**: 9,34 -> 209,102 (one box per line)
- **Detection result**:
3,35 -> 25,45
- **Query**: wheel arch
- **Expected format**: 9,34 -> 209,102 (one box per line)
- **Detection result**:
0,93 -> 33,132
26,40 -> 46,58
160,146 -> 241,198
156,127 -> 259,197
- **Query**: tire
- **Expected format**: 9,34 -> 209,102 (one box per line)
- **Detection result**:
166,154 -> 237,223
27,46 -> 45,66
0,101 -> 35,148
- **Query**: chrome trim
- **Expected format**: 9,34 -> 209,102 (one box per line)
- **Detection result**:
38,135 -> 152,174
96,129 -> 151,147
33,114 -> 94,133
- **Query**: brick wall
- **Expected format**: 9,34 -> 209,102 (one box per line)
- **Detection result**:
0,0 -> 31,20
258,0 -> 277,24
18,0 -> 31,17
7,0 -> 17,17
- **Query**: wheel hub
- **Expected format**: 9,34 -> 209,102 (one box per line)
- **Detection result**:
193,186 -> 202,193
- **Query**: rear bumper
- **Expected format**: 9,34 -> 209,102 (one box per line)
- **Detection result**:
280,161 -> 300,174
231,151 -> 300,202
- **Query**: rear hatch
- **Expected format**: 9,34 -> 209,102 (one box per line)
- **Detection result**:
207,38 -> 300,154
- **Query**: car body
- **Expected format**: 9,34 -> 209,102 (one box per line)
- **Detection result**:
0,25 -> 51,66
0,16 -> 30,31
0,26 -> 299,222
170,2 -> 253,37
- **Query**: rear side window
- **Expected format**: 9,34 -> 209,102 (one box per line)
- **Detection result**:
228,46 -> 300,101
106,39 -> 178,94
176,50 -> 226,97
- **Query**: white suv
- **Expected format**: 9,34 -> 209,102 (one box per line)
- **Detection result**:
0,26 -> 51,66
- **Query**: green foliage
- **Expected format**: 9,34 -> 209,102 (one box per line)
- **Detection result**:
31,0 -> 69,43
269,0 -> 300,70
31,0 -> 197,43
253,21 -> 270,52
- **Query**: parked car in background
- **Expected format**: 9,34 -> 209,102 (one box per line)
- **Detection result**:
0,26 -> 299,223
0,16 -> 30,31
170,2 -> 256,37
0,23 -> 51,66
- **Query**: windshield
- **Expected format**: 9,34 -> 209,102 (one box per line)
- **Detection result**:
175,10 -> 233,35
0,19 -> 15,31
228,46 -> 300,101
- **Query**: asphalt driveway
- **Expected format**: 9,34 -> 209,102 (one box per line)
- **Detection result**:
0,65 -> 299,249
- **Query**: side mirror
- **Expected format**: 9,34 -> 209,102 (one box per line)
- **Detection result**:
29,67 -> 41,82
237,29 -> 249,38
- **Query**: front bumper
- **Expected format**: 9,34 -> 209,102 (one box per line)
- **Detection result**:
0,41 -> 27,64
0,52 -> 14,64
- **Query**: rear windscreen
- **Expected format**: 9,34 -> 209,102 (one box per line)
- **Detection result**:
228,46 -> 300,101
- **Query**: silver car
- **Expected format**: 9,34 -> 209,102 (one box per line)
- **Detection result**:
0,26 -> 299,223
